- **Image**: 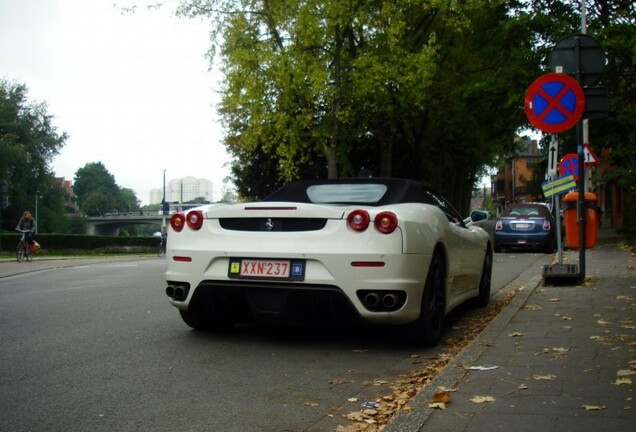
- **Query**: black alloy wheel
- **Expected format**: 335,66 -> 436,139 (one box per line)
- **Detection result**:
473,249 -> 492,308
404,249 -> 447,346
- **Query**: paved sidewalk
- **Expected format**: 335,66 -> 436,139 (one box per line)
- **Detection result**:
385,229 -> 636,431
0,255 -> 157,278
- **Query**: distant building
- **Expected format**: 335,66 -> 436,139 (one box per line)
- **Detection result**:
490,137 -> 542,214
150,177 -> 214,204
55,177 -> 79,215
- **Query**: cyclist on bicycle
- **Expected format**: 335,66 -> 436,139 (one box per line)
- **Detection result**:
160,226 -> 167,250
16,210 -> 36,245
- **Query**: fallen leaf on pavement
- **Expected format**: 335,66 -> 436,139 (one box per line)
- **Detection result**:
583,405 -> 606,411
508,332 -> 523,337
617,370 -> 636,377
304,401 -> 319,407
344,411 -> 366,422
597,319 -> 611,325
432,391 -> 450,403
470,396 -> 496,404
613,378 -> 632,386
363,380 -> 388,386
428,402 -> 447,410
533,374 -> 557,381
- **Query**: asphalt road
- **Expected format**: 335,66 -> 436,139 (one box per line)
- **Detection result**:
0,252 -> 550,432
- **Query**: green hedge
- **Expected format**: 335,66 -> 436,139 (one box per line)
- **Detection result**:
0,233 -> 160,253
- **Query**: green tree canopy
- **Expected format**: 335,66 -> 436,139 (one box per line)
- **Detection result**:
0,79 -> 68,232
175,0 -> 634,215
177,0 -> 540,212
73,162 -> 140,216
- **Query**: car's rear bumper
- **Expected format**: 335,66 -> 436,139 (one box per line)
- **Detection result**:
166,251 -> 433,326
494,231 -> 554,249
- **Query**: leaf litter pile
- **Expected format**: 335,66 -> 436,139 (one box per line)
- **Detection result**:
330,292 -> 516,431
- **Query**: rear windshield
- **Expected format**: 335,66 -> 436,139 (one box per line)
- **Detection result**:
306,184 -> 388,204
504,205 -> 550,217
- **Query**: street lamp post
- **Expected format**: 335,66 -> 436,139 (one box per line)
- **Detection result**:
34,190 -> 39,234
162,169 -> 167,227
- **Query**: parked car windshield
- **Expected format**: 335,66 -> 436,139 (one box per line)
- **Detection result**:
504,205 -> 551,218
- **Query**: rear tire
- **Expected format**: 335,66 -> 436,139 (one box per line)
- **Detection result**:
473,249 -> 492,308
404,250 -> 446,346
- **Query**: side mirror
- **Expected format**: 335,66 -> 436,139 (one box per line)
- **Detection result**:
469,210 -> 490,223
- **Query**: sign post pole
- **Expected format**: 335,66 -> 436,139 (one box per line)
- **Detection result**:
573,37 -> 587,284
550,136 -> 563,265
577,117 -> 586,283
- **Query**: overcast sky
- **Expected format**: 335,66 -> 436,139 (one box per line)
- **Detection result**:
1,0 -> 230,205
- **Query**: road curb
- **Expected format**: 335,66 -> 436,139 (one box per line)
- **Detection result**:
383,258 -> 547,432
0,256 -> 158,279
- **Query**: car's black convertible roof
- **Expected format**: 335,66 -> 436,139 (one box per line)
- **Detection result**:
263,178 -> 441,206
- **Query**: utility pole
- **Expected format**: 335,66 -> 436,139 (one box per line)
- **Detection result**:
35,190 -> 39,234
162,169 -> 167,228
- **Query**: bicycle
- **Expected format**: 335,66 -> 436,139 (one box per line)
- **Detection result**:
16,228 -> 33,263
157,236 -> 167,257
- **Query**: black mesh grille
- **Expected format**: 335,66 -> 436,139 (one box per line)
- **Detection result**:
196,280 -> 362,328
219,218 -> 328,232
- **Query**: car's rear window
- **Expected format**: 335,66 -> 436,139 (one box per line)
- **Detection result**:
504,205 -> 550,217
306,184 -> 388,204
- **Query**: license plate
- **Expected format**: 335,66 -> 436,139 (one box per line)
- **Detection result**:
228,258 -> 305,280
514,223 -> 530,229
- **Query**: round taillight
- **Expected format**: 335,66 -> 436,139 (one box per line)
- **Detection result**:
375,211 -> 398,234
170,213 -> 185,232
186,210 -> 204,230
347,210 -> 370,231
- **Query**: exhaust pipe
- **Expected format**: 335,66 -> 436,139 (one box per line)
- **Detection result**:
166,285 -> 176,298
174,286 -> 186,301
382,293 -> 399,309
363,292 -> 381,309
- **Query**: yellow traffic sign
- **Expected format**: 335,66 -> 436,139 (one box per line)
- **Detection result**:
542,174 -> 576,197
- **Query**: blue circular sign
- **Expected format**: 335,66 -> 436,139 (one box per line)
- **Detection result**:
558,153 -> 579,181
525,73 -> 585,134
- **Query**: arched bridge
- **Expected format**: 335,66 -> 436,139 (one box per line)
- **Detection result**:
85,214 -> 166,236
